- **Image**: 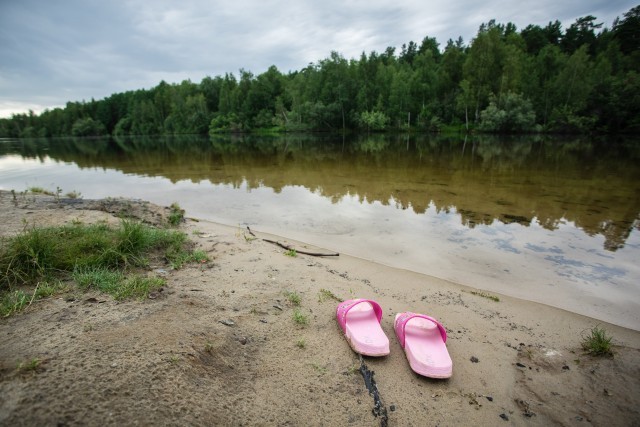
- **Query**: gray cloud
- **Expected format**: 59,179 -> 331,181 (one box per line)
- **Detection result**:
0,0 -> 635,117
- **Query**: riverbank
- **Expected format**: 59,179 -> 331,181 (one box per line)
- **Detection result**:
0,192 -> 639,425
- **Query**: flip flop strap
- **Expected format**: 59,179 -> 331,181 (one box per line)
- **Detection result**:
395,312 -> 447,348
336,299 -> 383,332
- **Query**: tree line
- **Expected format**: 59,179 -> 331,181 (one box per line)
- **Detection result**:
1,6 -> 638,138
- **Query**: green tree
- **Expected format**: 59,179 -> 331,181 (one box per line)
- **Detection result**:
561,15 -> 603,55
462,22 -> 504,122
478,92 -> 536,132
71,117 -> 107,137
357,110 -> 390,131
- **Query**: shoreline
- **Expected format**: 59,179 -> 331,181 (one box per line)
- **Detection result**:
187,213 -> 640,332
1,193 -> 639,425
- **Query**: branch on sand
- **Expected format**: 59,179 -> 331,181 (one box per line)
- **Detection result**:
246,227 -> 339,257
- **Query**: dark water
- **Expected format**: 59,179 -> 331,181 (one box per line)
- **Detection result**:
1,134 -> 639,329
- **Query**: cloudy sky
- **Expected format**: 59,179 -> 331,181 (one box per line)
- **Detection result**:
0,0 -> 635,118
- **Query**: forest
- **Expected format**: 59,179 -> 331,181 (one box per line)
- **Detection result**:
1,6 -> 638,138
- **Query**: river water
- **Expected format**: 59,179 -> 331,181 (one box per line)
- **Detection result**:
1,134 -> 639,329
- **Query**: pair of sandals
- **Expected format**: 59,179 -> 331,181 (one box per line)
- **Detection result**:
336,298 -> 452,379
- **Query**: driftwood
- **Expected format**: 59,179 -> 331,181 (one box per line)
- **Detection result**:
246,227 -> 339,257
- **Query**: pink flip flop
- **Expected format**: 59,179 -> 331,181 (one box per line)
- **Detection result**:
394,312 -> 452,378
336,299 -> 390,356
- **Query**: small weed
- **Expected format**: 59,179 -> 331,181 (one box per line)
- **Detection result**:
168,202 -> 184,226
204,342 -> 214,353
114,276 -> 165,301
168,355 -> 180,364
284,291 -> 301,306
191,250 -> 209,263
34,280 -> 62,299
293,308 -> 309,326
168,249 -> 209,270
28,186 -> 54,196
318,288 -> 341,303
296,338 -> 306,349
581,325 -> 613,357
469,291 -> 500,302
311,363 -> 327,374
17,358 -> 40,372
285,249 -> 297,257
0,290 -> 29,317
346,365 -> 359,375
83,323 -> 94,332
65,191 -> 82,199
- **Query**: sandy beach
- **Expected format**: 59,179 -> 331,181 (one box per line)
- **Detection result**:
0,192 -> 638,426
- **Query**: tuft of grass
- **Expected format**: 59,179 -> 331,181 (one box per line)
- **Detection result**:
168,202 -> 184,226
284,291 -> 301,306
0,281 -> 64,317
284,249 -> 297,257
65,191 -> 82,199
204,342 -> 214,353
296,338 -> 306,349
318,288 -> 341,303
469,290 -> 500,302
292,308 -> 309,326
0,220 -> 190,289
1,290 -> 29,317
168,249 -> 209,270
28,187 -> 54,196
114,276 -> 164,301
17,358 -> 41,372
73,267 -> 123,292
581,326 -> 613,357
72,267 -> 164,300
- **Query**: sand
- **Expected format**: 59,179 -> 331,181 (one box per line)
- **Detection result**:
0,191 -> 638,426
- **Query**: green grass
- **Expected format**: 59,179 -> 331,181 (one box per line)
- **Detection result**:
167,249 -> 209,270
318,288 -> 341,303
468,290 -> 500,302
284,291 -> 301,306
168,202 -> 184,226
284,249 -> 297,257
72,267 -> 164,300
0,220 -> 205,315
1,290 -> 29,317
296,338 -> 306,349
28,186 -> 54,196
17,358 -> 41,372
292,308 -> 309,326
0,281 -> 64,317
581,326 -> 613,357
